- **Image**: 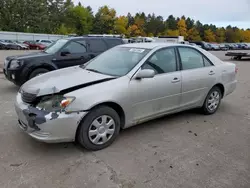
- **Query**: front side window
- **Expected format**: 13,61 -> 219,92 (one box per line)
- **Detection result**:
84,47 -> 150,76
142,48 -> 177,74
63,40 -> 87,54
178,47 -> 204,70
44,39 -> 69,54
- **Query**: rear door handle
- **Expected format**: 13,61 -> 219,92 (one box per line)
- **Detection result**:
171,77 -> 180,83
209,70 -> 215,75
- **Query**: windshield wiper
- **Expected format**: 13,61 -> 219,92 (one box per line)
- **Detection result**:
85,68 -> 103,74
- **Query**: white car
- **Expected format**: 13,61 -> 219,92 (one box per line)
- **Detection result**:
35,39 -> 53,47
15,43 -> 237,150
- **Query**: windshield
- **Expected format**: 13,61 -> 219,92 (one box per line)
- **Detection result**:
44,39 -> 68,54
84,47 -> 150,76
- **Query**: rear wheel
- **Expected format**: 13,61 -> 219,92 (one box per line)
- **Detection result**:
77,106 -> 120,151
202,86 -> 222,115
29,68 -> 49,79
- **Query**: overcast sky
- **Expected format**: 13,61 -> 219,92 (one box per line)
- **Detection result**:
77,0 -> 250,29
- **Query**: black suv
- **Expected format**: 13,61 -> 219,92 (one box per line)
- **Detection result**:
3,37 -> 124,86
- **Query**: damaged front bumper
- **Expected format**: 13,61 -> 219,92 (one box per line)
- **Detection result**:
15,92 -> 87,143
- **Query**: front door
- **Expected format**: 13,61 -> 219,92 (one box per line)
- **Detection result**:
54,40 -> 89,69
129,47 -> 182,122
177,47 -> 217,108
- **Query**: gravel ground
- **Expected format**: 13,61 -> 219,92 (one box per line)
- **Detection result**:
0,50 -> 249,188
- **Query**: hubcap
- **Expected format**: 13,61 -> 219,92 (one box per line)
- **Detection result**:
88,115 -> 115,145
207,91 -> 220,111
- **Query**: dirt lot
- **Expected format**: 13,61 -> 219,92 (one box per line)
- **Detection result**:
0,50 -> 250,188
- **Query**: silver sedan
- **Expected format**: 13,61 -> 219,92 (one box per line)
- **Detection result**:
15,43 -> 237,150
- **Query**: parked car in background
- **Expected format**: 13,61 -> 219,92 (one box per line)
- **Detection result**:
219,44 -> 229,51
190,41 -> 212,51
35,39 -> 53,47
3,37 -> 124,86
208,43 -> 220,51
6,41 -> 29,50
23,41 -> 46,50
240,43 -> 250,50
189,43 -> 198,47
0,40 -> 8,49
15,43 -> 237,150
224,44 -> 234,50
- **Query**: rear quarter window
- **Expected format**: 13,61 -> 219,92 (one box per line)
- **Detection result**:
88,39 -> 108,53
105,39 -> 123,48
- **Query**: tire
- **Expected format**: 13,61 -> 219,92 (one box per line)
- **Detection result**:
201,86 -> 222,115
36,47 -> 39,50
77,106 -> 121,151
29,68 -> 49,79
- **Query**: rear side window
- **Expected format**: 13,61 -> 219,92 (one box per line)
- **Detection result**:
105,39 -> 123,48
88,39 -> 107,52
203,57 -> 213,67
178,47 -> 204,70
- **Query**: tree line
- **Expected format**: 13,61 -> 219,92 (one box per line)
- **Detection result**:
0,0 -> 250,43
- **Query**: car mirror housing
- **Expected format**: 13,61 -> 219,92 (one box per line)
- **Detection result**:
136,69 -> 155,79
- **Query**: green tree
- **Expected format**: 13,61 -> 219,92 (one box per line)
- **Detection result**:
185,17 -> 195,30
204,29 -> 216,42
177,19 -> 187,38
126,12 -> 134,28
93,5 -> 116,34
65,5 -> 93,35
187,27 -> 201,41
113,16 -> 128,35
215,28 -> 225,43
145,14 -> 165,36
47,0 -> 65,33
165,15 -> 177,30
165,29 -> 179,36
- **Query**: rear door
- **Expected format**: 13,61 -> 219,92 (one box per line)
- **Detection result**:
177,47 -> 217,108
54,39 -> 89,68
87,39 -> 108,58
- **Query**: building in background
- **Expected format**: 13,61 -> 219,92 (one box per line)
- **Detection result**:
0,31 -> 66,42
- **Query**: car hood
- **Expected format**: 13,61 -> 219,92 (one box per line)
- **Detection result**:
21,66 -> 116,96
6,51 -> 50,61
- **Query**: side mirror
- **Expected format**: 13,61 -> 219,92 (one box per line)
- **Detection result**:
61,49 -> 70,56
136,69 -> 155,79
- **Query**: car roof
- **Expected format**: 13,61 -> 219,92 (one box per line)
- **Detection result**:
119,43 -> 192,49
65,37 -> 123,41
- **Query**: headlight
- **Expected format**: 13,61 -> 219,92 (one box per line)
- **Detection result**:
36,95 -> 75,112
9,59 -> 23,69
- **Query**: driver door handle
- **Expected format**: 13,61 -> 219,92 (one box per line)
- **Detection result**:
171,77 -> 180,83
209,70 -> 215,75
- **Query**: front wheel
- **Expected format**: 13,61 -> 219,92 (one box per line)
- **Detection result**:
29,68 -> 49,79
201,86 -> 222,115
77,106 -> 120,151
